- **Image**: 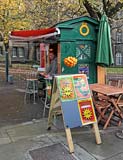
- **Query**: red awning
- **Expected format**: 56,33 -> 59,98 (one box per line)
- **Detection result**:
9,27 -> 60,41
11,28 -> 56,37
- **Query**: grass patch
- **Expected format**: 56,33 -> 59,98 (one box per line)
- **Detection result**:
106,67 -> 123,74
11,63 -> 32,70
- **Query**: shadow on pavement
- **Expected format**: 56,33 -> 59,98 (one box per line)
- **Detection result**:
0,83 -> 45,127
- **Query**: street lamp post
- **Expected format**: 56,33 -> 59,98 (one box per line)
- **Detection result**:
5,51 -> 9,82
5,42 -> 9,82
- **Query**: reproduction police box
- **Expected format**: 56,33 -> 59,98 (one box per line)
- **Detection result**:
40,16 -> 99,84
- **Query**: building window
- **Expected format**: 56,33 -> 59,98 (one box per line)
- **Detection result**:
12,47 -> 25,58
116,29 -> 122,43
18,47 -> 24,57
115,52 -> 123,65
12,47 -> 17,57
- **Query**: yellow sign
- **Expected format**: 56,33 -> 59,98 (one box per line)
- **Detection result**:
80,22 -> 89,36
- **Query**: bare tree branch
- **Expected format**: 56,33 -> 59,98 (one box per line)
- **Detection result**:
107,2 -> 123,18
83,0 -> 99,19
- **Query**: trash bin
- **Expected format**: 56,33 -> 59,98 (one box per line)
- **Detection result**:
8,75 -> 13,84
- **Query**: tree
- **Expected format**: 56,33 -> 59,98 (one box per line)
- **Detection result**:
25,0 -> 123,29
82,0 -> 123,20
0,0 -> 30,51
25,0 -> 86,29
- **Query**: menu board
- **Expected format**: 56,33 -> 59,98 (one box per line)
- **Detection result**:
48,74 -> 102,152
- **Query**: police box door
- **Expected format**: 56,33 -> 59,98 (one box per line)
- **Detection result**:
61,41 -> 97,84
75,41 -> 97,84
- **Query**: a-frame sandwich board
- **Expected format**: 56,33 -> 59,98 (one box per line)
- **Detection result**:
47,74 -> 102,153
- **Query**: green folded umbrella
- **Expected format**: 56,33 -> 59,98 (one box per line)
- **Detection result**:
96,14 -> 114,67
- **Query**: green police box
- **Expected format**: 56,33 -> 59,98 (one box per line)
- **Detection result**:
39,16 -> 105,84
55,16 -> 99,84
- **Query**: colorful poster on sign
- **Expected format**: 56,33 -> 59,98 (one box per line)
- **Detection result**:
73,74 -> 91,99
78,99 -> 96,125
78,64 -> 89,79
57,76 -> 76,101
40,43 -> 45,68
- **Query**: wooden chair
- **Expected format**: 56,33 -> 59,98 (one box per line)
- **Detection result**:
108,79 -> 121,101
116,80 -> 123,110
92,95 -> 112,129
92,95 -> 122,129
117,96 -> 123,109
121,80 -> 123,88
108,79 -> 120,87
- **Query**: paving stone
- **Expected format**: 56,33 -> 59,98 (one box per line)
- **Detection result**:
107,152 -> 123,160
0,130 -> 11,145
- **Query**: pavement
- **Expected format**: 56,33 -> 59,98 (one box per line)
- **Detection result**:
0,84 -> 44,127
0,84 -> 123,160
0,116 -> 123,160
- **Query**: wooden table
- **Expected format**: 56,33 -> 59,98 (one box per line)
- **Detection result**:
90,83 -> 123,96
90,83 -> 123,129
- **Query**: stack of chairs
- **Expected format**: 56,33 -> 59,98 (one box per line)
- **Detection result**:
108,79 -> 123,110
117,80 -> 123,110
92,94 -> 112,129
108,79 -> 120,87
93,79 -> 123,129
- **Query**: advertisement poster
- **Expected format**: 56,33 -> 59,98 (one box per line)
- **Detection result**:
78,99 -> 96,125
40,43 -> 45,68
78,64 -> 89,79
57,76 -> 76,101
73,74 -> 91,99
